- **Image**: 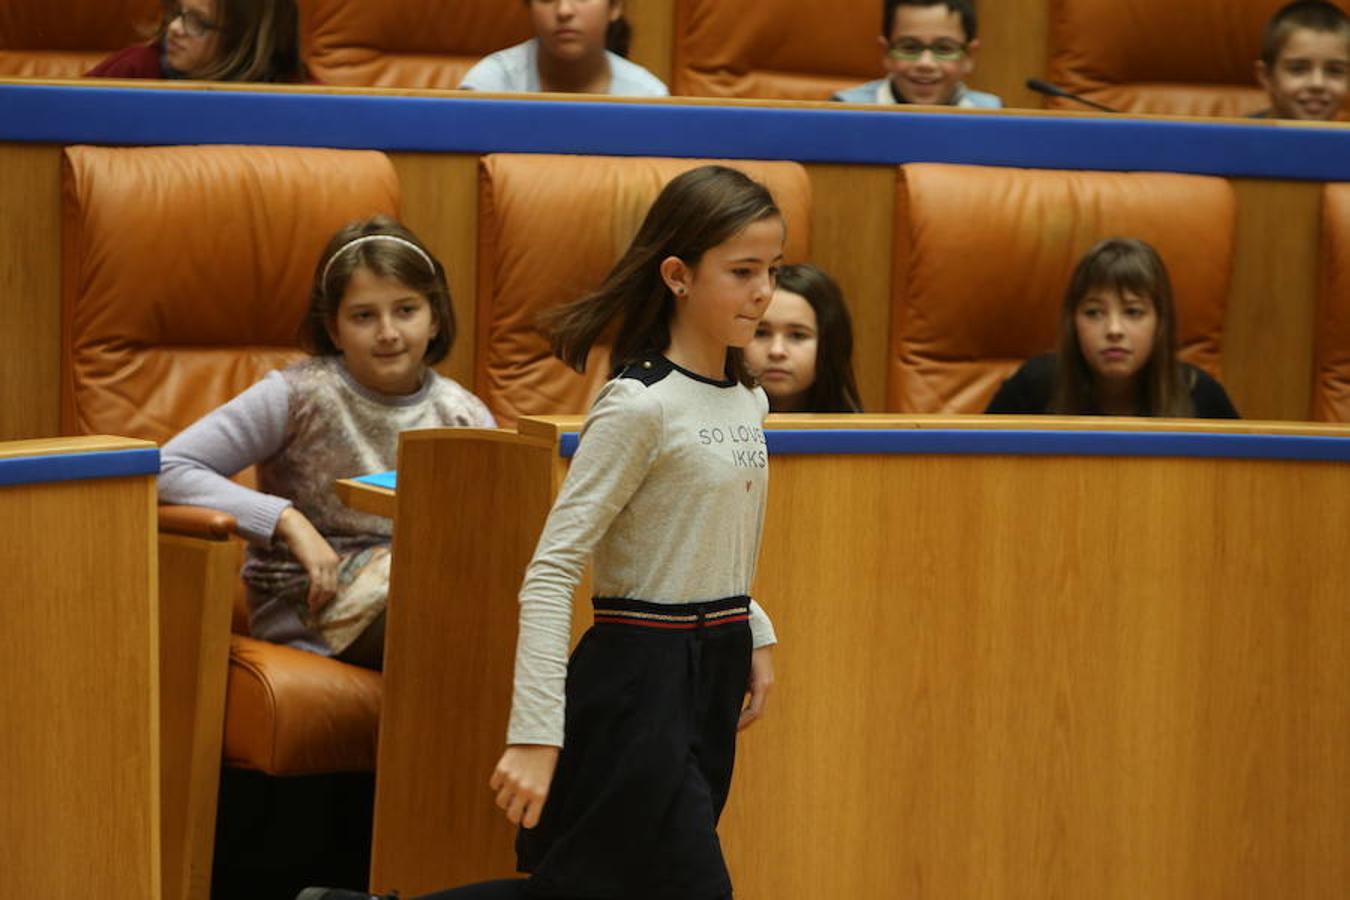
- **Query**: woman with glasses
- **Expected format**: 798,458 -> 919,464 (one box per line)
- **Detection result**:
87,0 -> 308,83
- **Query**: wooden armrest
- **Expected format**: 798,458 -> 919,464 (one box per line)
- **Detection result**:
158,505 -> 238,540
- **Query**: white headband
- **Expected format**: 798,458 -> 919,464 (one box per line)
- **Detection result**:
321,234 -> 436,289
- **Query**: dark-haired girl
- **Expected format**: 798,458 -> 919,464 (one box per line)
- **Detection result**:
87,0 -> 308,83
158,217 -> 494,670
986,237 -> 1239,418
745,263 -> 864,412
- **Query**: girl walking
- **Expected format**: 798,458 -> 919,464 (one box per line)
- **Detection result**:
301,164 -> 783,898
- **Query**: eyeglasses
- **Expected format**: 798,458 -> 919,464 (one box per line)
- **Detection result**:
887,38 -> 967,63
168,6 -> 220,40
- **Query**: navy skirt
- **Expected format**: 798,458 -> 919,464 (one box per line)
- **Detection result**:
517,596 -> 753,900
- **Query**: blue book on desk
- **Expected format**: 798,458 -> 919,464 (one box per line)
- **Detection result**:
356,470 -> 398,490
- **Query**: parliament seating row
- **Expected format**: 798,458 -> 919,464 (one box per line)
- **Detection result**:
1,0 -> 1340,116
679,0 -> 1312,116
64,145 -> 1350,434
55,143 -> 1350,897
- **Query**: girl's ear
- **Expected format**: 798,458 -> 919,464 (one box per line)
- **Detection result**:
609,0 -> 625,24
325,314 -> 344,353
659,255 -> 691,297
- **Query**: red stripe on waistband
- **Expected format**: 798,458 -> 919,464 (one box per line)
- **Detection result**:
593,614 -> 751,629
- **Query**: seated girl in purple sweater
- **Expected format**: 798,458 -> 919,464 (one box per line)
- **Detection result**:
159,217 -> 495,669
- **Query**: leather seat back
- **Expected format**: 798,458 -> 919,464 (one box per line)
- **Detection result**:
672,0 -> 878,99
0,0 -> 159,78
1046,0 -> 1342,117
62,145 -> 401,451
302,0 -> 532,88
477,153 -> 813,424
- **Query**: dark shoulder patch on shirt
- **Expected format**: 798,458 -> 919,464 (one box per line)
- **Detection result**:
617,356 -> 674,386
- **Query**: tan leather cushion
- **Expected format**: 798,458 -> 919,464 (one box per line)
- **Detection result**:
1047,0 -> 1348,118
302,0 -> 531,88
1312,184 -> 1350,422
890,163 -> 1235,413
0,0 -> 158,78
61,145 -> 400,443
223,636 -> 381,774
673,0 -> 877,99
1046,85 -> 1274,119
477,154 -> 813,425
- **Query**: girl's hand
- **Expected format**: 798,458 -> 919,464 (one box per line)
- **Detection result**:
275,507 -> 340,613
490,745 -> 561,829
739,645 -> 775,731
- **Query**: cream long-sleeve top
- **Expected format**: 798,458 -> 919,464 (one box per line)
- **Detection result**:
507,356 -> 778,746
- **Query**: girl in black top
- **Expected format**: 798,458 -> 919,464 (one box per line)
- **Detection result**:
986,237 -> 1239,418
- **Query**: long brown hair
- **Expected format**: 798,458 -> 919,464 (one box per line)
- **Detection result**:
543,165 -> 783,387
1050,237 -> 1193,417
772,264 -> 863,412
302,216 -> 455,365
155,0 -> 306,82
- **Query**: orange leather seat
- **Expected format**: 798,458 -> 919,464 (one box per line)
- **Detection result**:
889,163 -> 1236,413
475,153 -> 813,425
63,143 -> 399,896
672,0 -> 878,100
302,0 -> 531,89
1046,0 -> 1343,118
223,638 -> 380,772
1312,184 -> 1350,421
0,0 -> 158,78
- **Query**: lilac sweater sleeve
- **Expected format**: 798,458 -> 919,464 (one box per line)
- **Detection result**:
158,373 -> 293,545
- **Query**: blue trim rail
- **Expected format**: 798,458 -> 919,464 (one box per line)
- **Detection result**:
3,83 -> 1350,182
354,427 -> 1350,491
0,447 -> 161,488
759,428 -> 1350,461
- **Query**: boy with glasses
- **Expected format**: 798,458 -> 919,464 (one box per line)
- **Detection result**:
834,0 -> 1001,108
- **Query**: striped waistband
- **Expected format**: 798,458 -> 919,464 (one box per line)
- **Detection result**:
591,595 -> 751,630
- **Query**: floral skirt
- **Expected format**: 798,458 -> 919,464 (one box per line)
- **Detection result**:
246,543 -> 390,656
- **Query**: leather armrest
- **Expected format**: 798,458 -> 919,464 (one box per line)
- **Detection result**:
158,505 -> 239,541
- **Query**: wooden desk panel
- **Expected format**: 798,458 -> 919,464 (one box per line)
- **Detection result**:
356,419 -> 1348,899
368,427 -> 558,892
723,450 -> 1348,899
0,437 -> 161,900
